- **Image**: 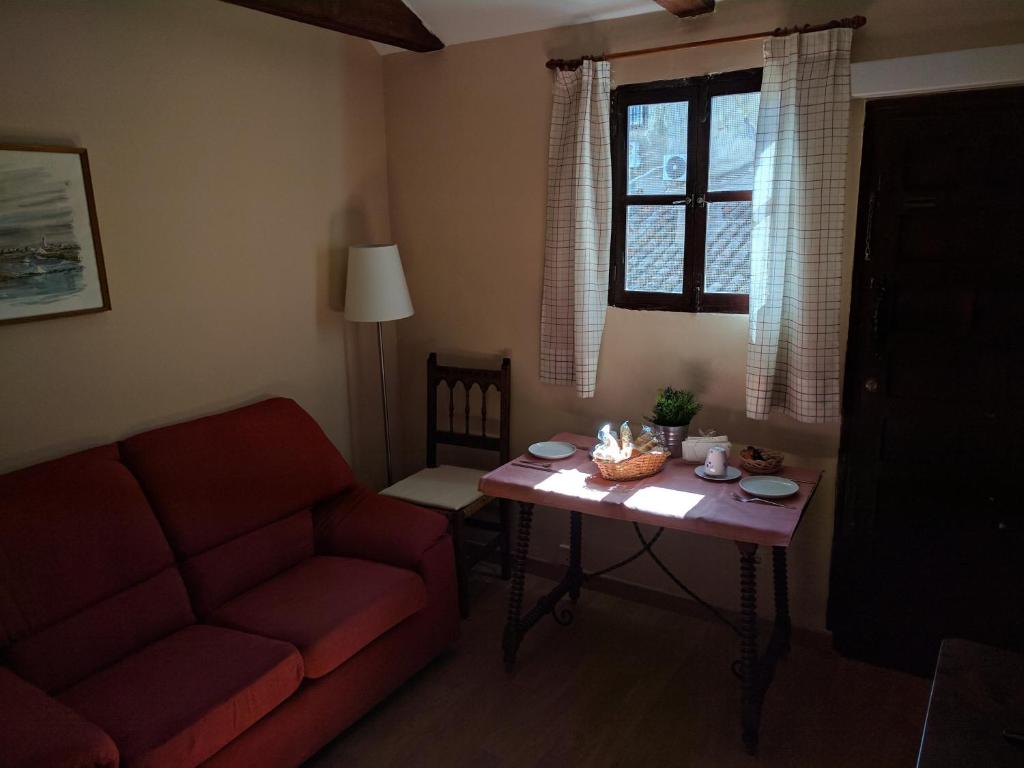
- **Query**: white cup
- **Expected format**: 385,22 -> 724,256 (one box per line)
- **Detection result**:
704,445 -> 729,477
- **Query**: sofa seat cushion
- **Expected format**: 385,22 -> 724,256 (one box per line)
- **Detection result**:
0,667 -> 119,768
211,556 -> 427,679
59,625 -> 302,768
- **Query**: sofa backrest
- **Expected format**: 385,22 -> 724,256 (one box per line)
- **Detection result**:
121,398 -> 354,617
0,445 -> 194,693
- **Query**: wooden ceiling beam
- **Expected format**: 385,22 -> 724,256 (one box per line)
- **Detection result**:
654,0 -> 716,19
221,0 -> 444,52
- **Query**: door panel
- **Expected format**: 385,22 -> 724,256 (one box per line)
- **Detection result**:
829,87 -> 1024,675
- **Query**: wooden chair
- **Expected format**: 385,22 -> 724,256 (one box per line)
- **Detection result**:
381,353 -> 511,617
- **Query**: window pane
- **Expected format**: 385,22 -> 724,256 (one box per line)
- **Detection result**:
627,102 -> 688,196
708,92 -> 759,192
626,205 -> 684,294
705,201 -> 751,294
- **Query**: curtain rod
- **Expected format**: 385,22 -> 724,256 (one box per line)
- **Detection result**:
545,15 -> 866,70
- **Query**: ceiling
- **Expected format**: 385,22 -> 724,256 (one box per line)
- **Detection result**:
374,0 -> 660,54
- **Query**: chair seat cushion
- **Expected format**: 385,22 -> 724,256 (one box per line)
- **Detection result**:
210,556 -> 427,679
59,624 -> 302,768
380,465 -> 487,512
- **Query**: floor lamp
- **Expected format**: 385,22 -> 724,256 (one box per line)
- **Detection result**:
344,244 -> 414,487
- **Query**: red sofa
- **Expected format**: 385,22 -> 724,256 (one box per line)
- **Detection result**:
0,398 -> 459,767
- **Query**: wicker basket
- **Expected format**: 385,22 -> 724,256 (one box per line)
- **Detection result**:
740,447 -> 784,475
593,451 -> 669,481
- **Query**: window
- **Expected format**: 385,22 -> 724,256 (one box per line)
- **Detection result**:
609,68 -> 761,313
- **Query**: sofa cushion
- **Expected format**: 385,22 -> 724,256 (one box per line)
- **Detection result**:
182,510 -> 314,618
211,556 -> 427,679
0,444 -> 193,692
314,484 -> 450,571
59,624 -> 302,768
0,667 -> 119,768
7,567 -> 194,694
202,537 -> 460,768
121,398 -> 354,558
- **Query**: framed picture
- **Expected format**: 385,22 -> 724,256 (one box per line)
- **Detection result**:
0,144 -> 110,325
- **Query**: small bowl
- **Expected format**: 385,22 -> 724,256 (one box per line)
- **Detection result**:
740,447 -> 784,475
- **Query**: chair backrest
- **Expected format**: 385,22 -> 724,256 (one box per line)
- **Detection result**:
426,353 -> 510,469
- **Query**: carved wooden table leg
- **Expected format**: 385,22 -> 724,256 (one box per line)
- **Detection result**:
503,502 -> 534,672
737,541 -> 760,755
499,498 -> 512,580
450,508 -> 470,619
771,546 -> 791,658
568,510 -> 583,602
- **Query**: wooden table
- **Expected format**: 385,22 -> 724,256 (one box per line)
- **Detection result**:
479,432 -> 822,754
917,639 -> 1024,767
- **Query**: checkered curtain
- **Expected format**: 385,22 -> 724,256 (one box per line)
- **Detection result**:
746,28 -> 853,422
540,60 -> 611,399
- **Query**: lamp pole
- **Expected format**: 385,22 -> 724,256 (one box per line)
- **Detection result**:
376,321 -> 393,487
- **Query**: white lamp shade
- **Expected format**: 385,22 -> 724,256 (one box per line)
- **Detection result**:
344,244 -> 414,322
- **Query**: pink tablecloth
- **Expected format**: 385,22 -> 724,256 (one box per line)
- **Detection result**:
479,433 -> 822,547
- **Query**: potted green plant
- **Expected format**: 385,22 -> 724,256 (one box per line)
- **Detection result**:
647,387 -> 702,458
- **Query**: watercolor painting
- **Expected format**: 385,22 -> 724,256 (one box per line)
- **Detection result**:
0,145 -> 109,325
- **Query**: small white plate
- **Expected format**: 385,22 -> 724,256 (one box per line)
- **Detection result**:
739,475 -> 799,499
528,441 -> 576,460
694,466 -> 742,482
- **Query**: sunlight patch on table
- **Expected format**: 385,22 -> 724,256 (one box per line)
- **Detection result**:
532,469 -> 611,501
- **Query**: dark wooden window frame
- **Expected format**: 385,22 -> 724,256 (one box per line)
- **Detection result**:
609,68 -> 762,314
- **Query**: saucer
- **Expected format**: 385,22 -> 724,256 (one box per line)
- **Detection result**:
694,465 -> 741,482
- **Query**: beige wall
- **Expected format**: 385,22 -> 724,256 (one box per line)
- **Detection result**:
0,0 -> 393,485
383,0 -> 1024,629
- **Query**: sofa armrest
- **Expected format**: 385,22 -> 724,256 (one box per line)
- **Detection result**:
313,483 -> 449,571
0,667 -> 118,768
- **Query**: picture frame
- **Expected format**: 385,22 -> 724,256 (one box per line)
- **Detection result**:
0,144 -> 110,325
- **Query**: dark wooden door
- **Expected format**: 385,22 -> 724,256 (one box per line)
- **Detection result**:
829,87 -> 1024,676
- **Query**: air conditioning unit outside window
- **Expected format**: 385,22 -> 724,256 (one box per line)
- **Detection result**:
662,154 -> 686,181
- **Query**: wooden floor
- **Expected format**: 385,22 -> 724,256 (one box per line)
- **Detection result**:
307,573 -> 929,767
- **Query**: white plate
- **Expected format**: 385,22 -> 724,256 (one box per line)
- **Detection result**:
694,465 -> 742,482
528,441 -> 577,460
739,475 -> 799,499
